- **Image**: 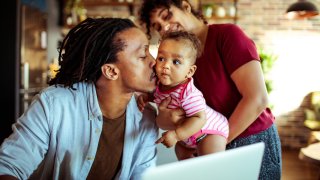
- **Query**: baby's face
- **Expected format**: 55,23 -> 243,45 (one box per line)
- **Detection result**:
155,39 -> 196,89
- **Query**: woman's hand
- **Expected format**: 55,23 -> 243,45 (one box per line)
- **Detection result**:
156,97 -> 185,130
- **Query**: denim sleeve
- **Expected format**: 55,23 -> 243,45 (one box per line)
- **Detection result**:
0,93 -> 51,179
130,104 -> 159,180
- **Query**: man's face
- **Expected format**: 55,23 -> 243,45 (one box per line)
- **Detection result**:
115,27 -> 157,93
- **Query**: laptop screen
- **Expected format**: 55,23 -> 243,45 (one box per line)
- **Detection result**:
142,142 -> 265,180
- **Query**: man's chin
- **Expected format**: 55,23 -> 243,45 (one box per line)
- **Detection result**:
137,86 -> 156,94
146,86 -> 156,93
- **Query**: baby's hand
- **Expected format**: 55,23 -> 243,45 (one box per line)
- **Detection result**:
156,130 -> 179,148
137,93 -> 149,112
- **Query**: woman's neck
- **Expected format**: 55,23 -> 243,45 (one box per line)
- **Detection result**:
195,23 -> 209,52
188,15 -> 208,54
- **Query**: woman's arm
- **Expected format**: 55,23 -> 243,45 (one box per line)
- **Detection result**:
228,60 -> 269,143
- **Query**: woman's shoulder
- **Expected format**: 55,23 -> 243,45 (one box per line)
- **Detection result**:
208,23 -> 250,45
209,23 -> 243,34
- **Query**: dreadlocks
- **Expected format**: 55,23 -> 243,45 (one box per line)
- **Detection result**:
49,18 -> 136,89
138,0 -> 206,39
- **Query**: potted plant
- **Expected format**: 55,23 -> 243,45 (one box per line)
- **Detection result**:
259,48 -> 278,94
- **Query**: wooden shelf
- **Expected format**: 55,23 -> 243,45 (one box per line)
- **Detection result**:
61,0 -> 138,33
201,0 -> 236,4
207,15 -> 238,20
199,0 -> 238,23
82,1 -> 136,7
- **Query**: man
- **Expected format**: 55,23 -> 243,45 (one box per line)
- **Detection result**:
0,18 -> 158,179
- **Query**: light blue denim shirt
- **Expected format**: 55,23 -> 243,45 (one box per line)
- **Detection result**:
0,82 -> 159,180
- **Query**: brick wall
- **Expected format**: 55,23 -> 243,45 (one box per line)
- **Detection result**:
274,94 -> 313,149
237,0 -> 320,45
235,0 -> 320,149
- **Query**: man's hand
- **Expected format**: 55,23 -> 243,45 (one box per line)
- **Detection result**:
156,97 -> 185,130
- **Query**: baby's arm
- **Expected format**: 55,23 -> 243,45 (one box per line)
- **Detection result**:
156,110 -> 206,147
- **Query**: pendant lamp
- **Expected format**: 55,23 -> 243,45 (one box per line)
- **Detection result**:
286,0 -> 319,19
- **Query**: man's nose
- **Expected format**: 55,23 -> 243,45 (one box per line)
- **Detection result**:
149,55 -> 156,68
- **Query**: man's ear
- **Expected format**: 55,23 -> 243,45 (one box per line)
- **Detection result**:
186,65 -> 197,78
101,64 -> 119,80
182,0 -> 192,13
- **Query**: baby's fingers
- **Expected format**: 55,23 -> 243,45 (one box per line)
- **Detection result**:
155,137 -> 164,144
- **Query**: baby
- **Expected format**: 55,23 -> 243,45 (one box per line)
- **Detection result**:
138,31 -> 229,159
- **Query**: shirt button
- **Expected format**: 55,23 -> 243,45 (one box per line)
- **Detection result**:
89,115 -> 94,120
95,128 -> 100,134
87,156 -> 94,161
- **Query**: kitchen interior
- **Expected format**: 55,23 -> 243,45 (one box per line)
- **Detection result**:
1,0 -> 320,179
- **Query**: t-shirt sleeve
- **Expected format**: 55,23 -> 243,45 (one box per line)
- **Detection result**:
219,24 -> 260,75
181,83 -> 206,117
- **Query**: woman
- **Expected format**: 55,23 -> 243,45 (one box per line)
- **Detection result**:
138,0 -> 282,179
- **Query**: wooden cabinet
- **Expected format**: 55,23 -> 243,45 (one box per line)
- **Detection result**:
20,5 -> 48,116
82,0 -> 137,18
199,0 -> 238,24
62,0 -> 239,27
61,0 -> 141,35
61,0 -> 238,31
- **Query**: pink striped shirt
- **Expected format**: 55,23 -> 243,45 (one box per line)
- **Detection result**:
154,78 -> 229,147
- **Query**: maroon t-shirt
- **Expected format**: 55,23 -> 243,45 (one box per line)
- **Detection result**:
194,24 -> 275,138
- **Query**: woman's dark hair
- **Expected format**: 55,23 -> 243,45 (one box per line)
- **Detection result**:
161,30 -> 201,62
138,0 -> 206,38
49,18 -> 136,89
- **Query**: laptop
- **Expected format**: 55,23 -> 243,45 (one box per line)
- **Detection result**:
142,142 -> 265,180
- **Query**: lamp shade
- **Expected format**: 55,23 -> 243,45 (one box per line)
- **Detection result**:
286,0 -> 319,19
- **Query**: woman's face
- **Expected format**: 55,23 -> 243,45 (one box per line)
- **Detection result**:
149,2 -> 197,36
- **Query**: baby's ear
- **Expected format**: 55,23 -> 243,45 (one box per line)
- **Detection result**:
101,64 -> 119,80
186,65 -> 197,78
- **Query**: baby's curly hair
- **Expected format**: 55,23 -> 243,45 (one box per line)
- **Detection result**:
160,30 -> 201,63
